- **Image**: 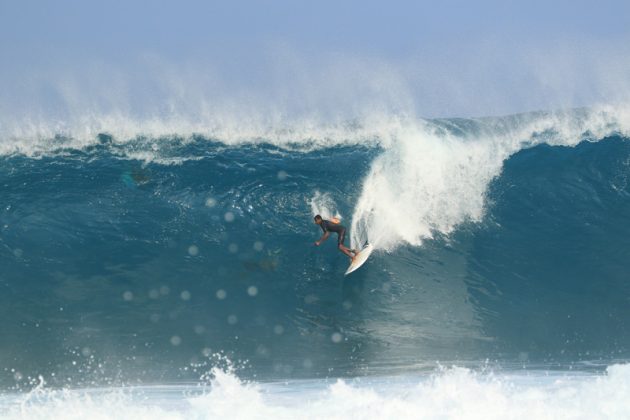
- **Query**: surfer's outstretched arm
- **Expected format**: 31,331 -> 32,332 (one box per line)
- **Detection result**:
315,231 -> 330,246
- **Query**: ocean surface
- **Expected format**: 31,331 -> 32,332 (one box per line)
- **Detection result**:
1,107 -> 630,418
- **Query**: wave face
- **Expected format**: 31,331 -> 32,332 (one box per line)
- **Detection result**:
2,109 -> 630,388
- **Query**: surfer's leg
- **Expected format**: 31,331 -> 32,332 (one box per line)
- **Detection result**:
337,230 -> 356,259
338,244 -> 355,259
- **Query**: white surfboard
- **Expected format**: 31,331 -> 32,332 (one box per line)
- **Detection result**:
344,243 -> 374,275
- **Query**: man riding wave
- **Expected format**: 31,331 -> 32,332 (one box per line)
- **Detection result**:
313,215 -> 358,260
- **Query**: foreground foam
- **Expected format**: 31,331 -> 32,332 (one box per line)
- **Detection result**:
2,365 -> 629,420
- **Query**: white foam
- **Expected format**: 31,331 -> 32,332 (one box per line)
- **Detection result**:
0,112 -> 396,158
2,364 -> 630,420
1,105 -> 628,158
350,106 -> 630,250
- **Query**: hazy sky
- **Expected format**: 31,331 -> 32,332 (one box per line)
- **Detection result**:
1,0 -> 630,120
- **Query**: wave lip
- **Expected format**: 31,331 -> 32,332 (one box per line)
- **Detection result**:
1,105 -> 628,158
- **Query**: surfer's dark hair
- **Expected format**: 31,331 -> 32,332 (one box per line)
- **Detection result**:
314,214 -> 323,222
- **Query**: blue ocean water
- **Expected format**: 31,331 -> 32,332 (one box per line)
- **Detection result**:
1,109 -> 630,418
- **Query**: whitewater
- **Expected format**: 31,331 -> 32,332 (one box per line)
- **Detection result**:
2,106 -> 630,418
2,365 -> 630,419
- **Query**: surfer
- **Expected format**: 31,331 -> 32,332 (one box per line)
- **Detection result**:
313,215 -> 358,260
